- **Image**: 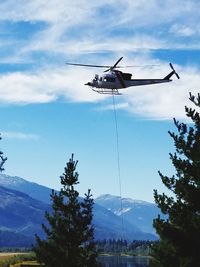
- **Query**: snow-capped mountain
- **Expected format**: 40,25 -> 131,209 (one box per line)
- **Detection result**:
95,194 -> 153,215
95,194 -> 164,234
93,203 -> 155,241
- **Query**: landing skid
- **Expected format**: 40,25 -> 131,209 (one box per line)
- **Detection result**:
92,88 -> 122,95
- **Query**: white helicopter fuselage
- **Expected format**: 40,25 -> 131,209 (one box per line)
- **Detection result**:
86,70 -> 172,92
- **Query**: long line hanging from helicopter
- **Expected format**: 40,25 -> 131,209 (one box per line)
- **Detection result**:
66,57 -> 180,95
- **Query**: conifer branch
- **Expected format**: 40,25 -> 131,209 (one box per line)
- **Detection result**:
0,134 -> 7,172
189,92 -> 200,107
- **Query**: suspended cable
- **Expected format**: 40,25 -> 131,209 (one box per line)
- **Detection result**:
112,92 -> 124,240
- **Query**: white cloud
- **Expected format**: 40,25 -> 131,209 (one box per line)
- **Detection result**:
0,62 -> 200,120
2,131 -> 39,140
121,65 -> 200,120
99,102 -> 129,111
0,0 -> 199,121
170,24 -> 200,37
0,67 -> 107,104
2,0 -> 194,31
0,0 -> 200,62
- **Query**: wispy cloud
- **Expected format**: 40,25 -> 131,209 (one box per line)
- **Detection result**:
121,65 -> 200,120
99,102 -> 129,111
1,131 -> 39,140
0,67 -> 107,104
170,24 -> 199,37
0,0 -> 199,62
0,0 -> 199,120
0,62 -> 199,120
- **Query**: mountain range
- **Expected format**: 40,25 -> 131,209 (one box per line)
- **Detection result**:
0,174 -> 161,247
95,194 -> 163,234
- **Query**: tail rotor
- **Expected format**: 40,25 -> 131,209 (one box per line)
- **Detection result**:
169,63 -> 180,79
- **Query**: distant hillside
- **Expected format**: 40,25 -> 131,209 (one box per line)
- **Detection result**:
0,185 -> 50,236
0,230 -> 34,248
0,174 -> 53,204
95,194 -> 164,234
0,175 -> 158,247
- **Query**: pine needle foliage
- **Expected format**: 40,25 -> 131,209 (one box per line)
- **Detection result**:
0,134 -> 7,172
151,93 -> 200,267
34,154 -> 98,267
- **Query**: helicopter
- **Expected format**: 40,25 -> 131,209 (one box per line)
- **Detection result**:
66,57 -> 180,95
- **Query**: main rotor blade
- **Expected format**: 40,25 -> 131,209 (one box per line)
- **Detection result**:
66,63 -> 111,68
66,61 -> 159,70
113,57 -> 123,68
104,68 -> 111,72
103,57 -> 124,72
116,64 -> 160,68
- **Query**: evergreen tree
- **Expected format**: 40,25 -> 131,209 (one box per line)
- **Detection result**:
0,134 -> 7,172
34,154 -> 98,267
151,93 -> 200,267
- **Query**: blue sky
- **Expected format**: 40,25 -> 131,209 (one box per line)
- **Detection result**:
0,0 -> 200,202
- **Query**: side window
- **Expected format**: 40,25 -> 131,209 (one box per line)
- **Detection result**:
103,77 -> 115,82
107,77 -> 116,82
